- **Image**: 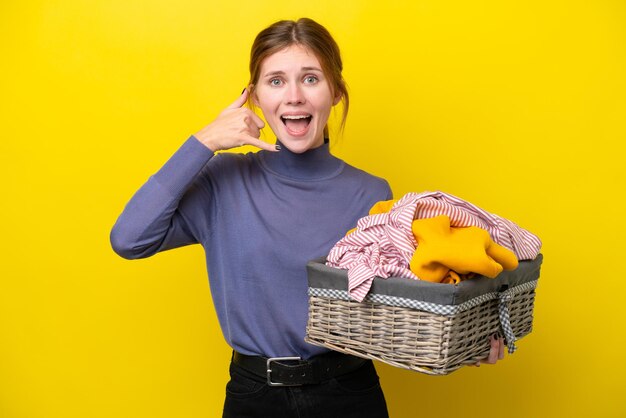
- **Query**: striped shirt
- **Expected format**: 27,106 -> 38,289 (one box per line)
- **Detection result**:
326,191 -> 542,302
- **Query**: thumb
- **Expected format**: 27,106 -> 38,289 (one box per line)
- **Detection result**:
226,88 -> 249,109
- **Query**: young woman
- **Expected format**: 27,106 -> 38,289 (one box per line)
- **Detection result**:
111,18 -> 504,418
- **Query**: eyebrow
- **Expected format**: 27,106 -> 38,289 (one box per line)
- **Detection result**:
263,66 -> 323,77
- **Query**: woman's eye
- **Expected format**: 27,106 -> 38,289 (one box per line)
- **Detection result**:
304,76 -> 318,84
270,79 -> 282,86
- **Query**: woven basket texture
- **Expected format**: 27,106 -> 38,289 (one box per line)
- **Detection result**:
305,287 -> 536,375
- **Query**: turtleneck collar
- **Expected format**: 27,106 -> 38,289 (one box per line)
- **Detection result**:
257,138 -> 344,181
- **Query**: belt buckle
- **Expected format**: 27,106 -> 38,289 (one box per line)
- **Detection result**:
266,356 -> 302,387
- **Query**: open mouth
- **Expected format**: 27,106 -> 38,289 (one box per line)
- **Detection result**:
281,114 -> 312,134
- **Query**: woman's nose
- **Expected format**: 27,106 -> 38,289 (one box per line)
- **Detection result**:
284,83 -> 305,105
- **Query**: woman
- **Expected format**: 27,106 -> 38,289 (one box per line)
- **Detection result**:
111,18 -> 504,417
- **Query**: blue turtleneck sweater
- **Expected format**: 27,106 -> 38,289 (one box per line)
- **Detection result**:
110,135 -> 392,359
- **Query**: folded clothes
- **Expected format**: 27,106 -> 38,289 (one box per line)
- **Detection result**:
326,191 -> 542,302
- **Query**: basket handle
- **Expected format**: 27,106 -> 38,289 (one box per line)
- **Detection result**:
497,284 -> 518,354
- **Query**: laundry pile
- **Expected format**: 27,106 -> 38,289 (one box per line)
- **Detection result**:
326,191 -> 542,302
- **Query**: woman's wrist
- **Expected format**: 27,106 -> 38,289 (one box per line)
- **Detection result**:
194,131 -> 219,152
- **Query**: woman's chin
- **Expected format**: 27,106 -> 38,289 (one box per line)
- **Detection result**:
284,141 -> 307,153
279,134 -> 324,154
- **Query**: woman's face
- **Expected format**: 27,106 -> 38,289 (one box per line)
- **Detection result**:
252,44 -> 341,154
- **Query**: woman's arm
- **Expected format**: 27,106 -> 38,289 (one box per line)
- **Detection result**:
110,89 -> 275,259
109,136 -> 214,259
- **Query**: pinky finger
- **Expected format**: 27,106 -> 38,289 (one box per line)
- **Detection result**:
243,136 -> 279,152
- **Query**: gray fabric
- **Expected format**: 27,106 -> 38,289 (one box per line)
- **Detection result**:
309,279 -> 538,315
306,254 -> 543,305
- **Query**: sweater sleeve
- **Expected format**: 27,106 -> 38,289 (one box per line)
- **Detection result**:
110,135 -> 214,259
384,180 -> 393,200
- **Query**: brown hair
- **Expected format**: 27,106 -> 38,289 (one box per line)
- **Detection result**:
247,18 -> 349,138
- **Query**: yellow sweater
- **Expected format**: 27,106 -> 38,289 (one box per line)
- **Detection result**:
409,215 -> 518,283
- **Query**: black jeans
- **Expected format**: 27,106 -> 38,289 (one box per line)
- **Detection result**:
222,358 -> 389,418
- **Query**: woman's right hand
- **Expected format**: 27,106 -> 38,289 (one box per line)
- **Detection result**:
193,88 -> 278,153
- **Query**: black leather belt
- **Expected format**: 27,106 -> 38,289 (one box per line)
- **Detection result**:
232,350 -> 367,387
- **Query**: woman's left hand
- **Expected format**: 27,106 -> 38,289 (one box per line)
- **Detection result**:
472,333 -> 505,366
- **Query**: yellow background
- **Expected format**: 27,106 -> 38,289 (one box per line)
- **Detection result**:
1,1 -> 625,417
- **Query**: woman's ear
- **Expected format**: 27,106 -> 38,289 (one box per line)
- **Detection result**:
332,91 -> 342,106
249,84 -> 259,106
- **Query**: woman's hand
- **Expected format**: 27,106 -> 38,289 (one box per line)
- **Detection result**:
472,333 -> 506,366
194,88 -> 278,153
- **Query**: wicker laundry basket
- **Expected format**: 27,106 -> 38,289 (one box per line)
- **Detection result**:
305,254 -> 543,375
